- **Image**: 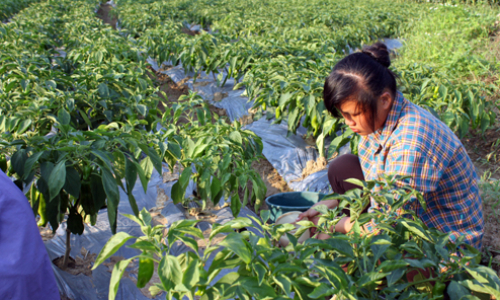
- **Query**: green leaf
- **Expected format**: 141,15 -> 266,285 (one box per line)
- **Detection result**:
109,257 -> 134,300
377,259 -> 409,272
148,147 -> 163,175
167,142 -> 181,159
219,232 -> 251,264
159,255 -> 182,291
95,51 -> 103,64
386,267 -> 406,287
48,160 -> 66,201
182,257 -> 200,290
254,263 -> 267,286
98,83 -> 109,97
231,191 -> 242,217
447,281 -> 471,298
136,104 -> 147,116
137,257 -> 154,288
125,158 -> 137,194
102,168 -> 120,234
357,271 -> 390,287
17,118 -> 32,134
112,151 -> 126,180
179,167 -> 192,188
239,276 -> 277,298
58,109 -> 71,126
140,157 -> 154,179
11,149 -> 27,177
128,240 -> 158,252
279,92 -> 293,110
24,151 -> 44,178
344,178 -> 365,188
308,283 -> 335,299
171,181 -> 184,204
90,174 -> 106,211
93,232 -> 134,269
274,274 -> 292,296
401,220 -> 431,242
64,167 -> 81,198
134,161 -> 149,192
140,208 -> 153,227
229,131 -> 243,145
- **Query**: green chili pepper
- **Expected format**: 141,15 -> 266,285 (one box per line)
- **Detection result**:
432,281 -> 446,299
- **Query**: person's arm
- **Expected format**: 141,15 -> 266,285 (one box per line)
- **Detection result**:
295,199 -> 339,222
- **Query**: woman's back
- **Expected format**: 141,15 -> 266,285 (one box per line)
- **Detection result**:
359,92 -> 484,248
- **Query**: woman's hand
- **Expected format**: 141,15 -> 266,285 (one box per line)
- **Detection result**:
294,200 -> 338,235
295,200 -> 339,222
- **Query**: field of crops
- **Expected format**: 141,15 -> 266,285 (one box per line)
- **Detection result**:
1,0 -> 500,299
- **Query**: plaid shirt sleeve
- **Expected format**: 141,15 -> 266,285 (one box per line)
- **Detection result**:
359,93 -> 484,248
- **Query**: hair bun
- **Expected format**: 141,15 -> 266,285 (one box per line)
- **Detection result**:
361,42 -> 391,68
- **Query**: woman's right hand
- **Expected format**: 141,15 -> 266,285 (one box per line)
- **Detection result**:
294,200 -> 339,223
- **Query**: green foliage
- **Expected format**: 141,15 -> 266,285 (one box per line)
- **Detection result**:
95,177 -> 500,299
161,92 -> 267,214
113,0 -> 499,156
1,121 -> 171,234
0,0 -> 43,21
0,0 -> 266,239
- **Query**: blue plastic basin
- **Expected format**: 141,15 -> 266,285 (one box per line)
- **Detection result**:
265,192 -> 326,223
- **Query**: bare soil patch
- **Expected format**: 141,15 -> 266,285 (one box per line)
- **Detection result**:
291,156 -> 328,183
461,125 -> 500,179
251,157 -> 292,200
181,27 -> 199,36
146,66 -> 227,121
480,179 -> 500,277
96,4 -> 117,29
52,247 -> 96,277
39,223 -> 55,241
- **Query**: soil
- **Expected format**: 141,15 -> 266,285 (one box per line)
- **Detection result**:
481,182 -> 500,276
149,188 -> 169,227
461,126 -> 500,180
145,66 -> 228,121
39,223 -> 55,241
291,156 -> 329,183
52,247 -> 97,277
250,157 -> 293,203
96,3 -> 117,29
181,27 -> 199,36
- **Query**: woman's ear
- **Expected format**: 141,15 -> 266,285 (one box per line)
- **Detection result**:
379,91 -> 393,111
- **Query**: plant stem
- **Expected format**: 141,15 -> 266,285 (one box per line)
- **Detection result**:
62,228 -> 71,270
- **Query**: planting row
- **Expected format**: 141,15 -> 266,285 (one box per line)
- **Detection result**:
0,0 -> 265,242
0,0 -> 45,21
113,0 -> 498,156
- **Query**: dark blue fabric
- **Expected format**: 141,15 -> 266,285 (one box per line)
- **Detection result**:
0,170 -> 59,300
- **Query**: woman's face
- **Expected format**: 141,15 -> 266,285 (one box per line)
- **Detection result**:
338,92 -> 393,136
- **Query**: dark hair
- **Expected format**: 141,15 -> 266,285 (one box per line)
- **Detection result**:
323,42 -> 397,124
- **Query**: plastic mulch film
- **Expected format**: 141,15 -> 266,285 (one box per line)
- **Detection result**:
243,117 -> 351,193
46,166 -> 260,300
147,57 -> 253,123
45,169 -> 166,300
146,57 -> 338,192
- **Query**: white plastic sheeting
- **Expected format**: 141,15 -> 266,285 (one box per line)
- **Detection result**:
47,167 -> 260,300
147,57 -> 339,193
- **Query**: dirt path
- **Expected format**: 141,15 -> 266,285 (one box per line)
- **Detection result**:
96,3 -> 117,29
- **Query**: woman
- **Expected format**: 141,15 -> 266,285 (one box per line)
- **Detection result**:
296,43 -> 484,249
0,169 -> 60,299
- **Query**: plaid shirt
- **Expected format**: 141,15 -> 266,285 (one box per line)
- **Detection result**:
359,92 -> 484,248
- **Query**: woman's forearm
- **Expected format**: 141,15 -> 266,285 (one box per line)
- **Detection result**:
334,216 -> 370,234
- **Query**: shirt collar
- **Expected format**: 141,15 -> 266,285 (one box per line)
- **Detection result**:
368,91 -> 405,147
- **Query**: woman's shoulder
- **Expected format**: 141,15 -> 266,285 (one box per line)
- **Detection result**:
392,98 -> 463,157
